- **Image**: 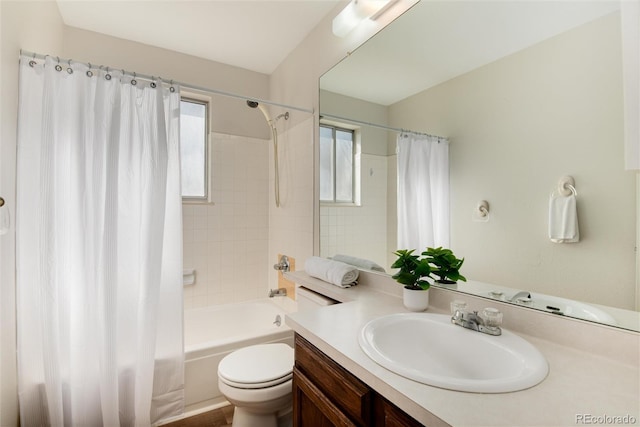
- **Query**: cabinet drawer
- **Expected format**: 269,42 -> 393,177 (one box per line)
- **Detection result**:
295,334 -> 372,426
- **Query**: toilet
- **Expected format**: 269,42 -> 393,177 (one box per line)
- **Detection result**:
218,343 -> 295,427
218,287 -> 338,426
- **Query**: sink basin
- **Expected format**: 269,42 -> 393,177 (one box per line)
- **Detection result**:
359,313 -> 548,393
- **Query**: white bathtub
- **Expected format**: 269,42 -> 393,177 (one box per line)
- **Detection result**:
183,298 -> 295,414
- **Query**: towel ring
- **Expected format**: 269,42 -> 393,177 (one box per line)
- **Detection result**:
477,200 -> 489,217
557,176 -> 576,197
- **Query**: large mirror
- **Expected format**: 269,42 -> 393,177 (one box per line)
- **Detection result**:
319,0 -> 639,331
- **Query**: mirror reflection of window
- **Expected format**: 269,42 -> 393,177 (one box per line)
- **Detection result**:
320,124 -> 355,203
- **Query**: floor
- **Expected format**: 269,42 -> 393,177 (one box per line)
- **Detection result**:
163,405 -> 234,427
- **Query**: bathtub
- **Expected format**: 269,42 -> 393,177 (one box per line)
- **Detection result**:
183,298 -> 295,414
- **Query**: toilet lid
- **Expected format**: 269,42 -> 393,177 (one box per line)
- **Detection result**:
218,343 -> 294,388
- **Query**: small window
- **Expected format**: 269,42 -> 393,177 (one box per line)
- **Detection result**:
180,98 -> 209,200
320,125 -> 354,203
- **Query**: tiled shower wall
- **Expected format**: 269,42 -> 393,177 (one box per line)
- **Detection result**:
182,132 -> 270,309
268,116 -> 315,292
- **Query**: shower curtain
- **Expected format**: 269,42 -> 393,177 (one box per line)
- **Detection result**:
16,55 -> 184,426
397,133 -> 449,251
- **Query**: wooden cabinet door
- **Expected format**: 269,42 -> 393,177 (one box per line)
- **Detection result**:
293,367 -> 357,427
294,335 -> 372,425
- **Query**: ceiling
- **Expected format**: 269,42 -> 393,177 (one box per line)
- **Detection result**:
55,0 -> 341,75
55,0 -> 622,102
320,0 -> 621,106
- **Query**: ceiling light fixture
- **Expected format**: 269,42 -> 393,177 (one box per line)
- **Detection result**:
332,0 -> 399,37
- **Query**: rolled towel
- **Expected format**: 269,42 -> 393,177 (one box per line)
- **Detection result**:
304,256 -> 359,288
331,254 -> 386,273
549,192 -> 579,243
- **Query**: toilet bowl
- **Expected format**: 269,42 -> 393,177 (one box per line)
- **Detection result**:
218,343 -> 294,427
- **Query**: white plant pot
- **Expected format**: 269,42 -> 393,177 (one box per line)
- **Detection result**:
403,287 -> 430,312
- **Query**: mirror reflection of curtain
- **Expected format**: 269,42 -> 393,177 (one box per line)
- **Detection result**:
15,55 -> 184,425
396,133 -> 449,251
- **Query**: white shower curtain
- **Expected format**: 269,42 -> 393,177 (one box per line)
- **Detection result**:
16,55 -> 184,426
397,133 -> 449,251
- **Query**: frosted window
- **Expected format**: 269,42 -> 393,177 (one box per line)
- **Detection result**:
180,99 -> 207,199
320,126 -> 334,201
335,130 -> 353,202
319,125 -> 354,203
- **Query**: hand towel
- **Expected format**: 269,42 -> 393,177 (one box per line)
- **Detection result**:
549,192 -> 579,243
304,256 -> 359,288
331,254 -> 386,273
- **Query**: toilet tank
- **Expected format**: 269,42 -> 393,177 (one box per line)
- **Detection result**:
296,286 -> 339,312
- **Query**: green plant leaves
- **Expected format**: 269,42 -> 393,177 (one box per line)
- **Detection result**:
421,247 -> 467,282
392,246 -> 467,288
391,249 -> 431,290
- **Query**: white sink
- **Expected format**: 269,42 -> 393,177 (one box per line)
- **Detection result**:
359,313 -> 548,393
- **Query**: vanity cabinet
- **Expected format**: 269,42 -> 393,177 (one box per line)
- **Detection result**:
293,334 -> 423,427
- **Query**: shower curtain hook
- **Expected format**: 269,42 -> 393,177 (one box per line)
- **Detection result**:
150,76 -> 157,88
131,72 -> 137,85
86,63 -> 93,77
169,79 -> 175,92
55,56 -> 62,72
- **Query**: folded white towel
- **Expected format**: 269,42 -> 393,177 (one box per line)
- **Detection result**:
331,254 -> 386,273
549,192 -> 579,243
304,256 -> 359,288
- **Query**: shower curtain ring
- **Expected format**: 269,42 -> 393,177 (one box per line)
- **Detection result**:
67,59 -> 73,74
55,56 -> 62,72
150,76 -> 157,88
86,63 -> 93,77
169,79 -> 175,92
131,72 -> 137,85
28,53 -> 37,67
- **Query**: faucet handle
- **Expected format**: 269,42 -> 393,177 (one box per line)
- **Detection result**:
450,300 -> 468,315
482,308 -> 503,328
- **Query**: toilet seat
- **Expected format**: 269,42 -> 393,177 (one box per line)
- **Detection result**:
218,343 -> 294,390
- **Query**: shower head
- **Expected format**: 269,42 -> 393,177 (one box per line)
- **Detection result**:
246,99 -> 272,124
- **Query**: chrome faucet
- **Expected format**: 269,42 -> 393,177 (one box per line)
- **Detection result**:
273,255 -> 290,272
268,287 -> 287,297
451,309 -> 502,336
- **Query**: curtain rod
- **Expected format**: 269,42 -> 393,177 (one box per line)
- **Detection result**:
320,113 -> 447,140
20,50 -> 314,114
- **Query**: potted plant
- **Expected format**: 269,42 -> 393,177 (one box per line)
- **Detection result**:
391,249 -> 432,311
422,247 -> 467,285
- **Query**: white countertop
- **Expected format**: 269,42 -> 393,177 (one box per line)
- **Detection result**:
285,271 -> 640,427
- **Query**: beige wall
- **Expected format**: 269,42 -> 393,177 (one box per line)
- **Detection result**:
0,2 -> 65,424
389,13 -> 636,309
